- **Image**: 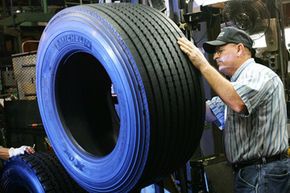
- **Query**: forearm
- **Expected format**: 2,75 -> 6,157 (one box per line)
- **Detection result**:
200,63 -> 245,113
0,147 -> 10,160
177,37 -> 245,113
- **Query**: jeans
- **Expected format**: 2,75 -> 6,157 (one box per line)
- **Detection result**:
234,158 -> 290,193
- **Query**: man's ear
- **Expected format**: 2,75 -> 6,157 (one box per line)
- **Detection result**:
237,43 -> 244,56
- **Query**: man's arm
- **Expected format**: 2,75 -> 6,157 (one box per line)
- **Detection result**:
0,147 -> 10,160
0,146 -> 35,160
177,37 -> 246,113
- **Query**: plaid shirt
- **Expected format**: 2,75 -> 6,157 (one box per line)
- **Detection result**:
207,58 -> 288,163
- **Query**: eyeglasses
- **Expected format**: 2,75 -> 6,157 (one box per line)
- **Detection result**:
214,43 -> 238,56
214,48 -> 225,55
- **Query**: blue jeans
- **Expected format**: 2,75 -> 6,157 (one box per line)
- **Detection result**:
234,158 -> 290,193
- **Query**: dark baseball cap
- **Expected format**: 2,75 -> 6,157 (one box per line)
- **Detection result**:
203,26 -> 254,54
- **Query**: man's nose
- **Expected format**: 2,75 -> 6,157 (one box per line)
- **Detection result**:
213,52 -> 219,60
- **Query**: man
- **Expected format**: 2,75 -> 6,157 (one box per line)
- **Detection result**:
0,145 -> 35,160
177,26 -> 289,193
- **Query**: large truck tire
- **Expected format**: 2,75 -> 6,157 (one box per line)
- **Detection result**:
0,152 -> 87,193
36,3 -> 205,193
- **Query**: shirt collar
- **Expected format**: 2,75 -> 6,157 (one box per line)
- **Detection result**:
230,58 -> 254,82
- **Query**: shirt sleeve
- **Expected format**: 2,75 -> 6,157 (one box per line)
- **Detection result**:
206,96 -> 225,129
231,74 -> 276,116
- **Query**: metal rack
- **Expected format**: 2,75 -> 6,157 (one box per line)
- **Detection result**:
0,51 -> 47,152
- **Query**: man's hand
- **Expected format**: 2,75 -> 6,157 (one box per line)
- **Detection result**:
8,145 -> 35,158
177,37 -> 210,71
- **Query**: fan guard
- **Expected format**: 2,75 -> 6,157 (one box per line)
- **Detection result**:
222,0 -> 270,35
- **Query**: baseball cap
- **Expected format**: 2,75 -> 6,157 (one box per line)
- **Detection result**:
203,26 -> 254,54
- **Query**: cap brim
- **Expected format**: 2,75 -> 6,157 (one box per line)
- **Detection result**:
203,40 -> 227,54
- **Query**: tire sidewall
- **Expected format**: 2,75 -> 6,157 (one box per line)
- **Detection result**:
36,6 -> 149,191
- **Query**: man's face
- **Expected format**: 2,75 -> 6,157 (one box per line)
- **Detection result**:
213,43 -> 239,76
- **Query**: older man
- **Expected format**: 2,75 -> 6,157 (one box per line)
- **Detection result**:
178,26 -> 289,193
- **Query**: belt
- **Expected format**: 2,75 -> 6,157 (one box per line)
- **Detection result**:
232,153 -> 288,172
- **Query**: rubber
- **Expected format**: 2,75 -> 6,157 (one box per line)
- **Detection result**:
0,152 -> 87,193
36,3 -> 205,192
